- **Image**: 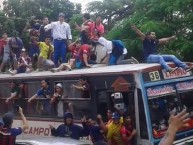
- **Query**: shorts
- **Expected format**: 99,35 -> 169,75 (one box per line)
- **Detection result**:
44,59 -> 55,68
17,66 -> 26,73
3,52 -> 10,63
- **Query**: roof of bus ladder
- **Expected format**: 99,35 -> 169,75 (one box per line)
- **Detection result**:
0,63 -> 176,80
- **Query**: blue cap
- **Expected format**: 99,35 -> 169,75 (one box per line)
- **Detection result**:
3,112 -> 13,126
112,112 -> 120,119
64,112 -> 73,119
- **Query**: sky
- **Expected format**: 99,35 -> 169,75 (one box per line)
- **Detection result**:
0,0 -> 101,11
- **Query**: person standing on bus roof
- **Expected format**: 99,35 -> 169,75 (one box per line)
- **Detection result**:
158,109 -> 189,145
49,112 -> 89,140
27,79 -> 53,115
0,107 -> 28,145
98,37 -> 139,65
44,12 -> 72,67
131,25 -> 193,73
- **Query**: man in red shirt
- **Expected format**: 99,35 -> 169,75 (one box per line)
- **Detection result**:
0,33 -> 7,63
120,114 -> 137,145
75,41 -> 97,68
90,15 -> 105,41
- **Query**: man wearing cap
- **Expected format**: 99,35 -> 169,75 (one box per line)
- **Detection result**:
98,37 -> 139,66
44,12 -> 72,67
107,112 -> 124,145
0,107 -> 28,145
50,83 -> 74,117
49,112 -> 88,140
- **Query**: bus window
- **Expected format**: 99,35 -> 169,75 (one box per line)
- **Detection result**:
148,94 -> 179,138
0,83 -> 10,114
138,89 -> 148,139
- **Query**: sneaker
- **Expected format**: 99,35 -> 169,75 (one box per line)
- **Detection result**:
50,68 -> 59,73
185,66 -> 193,72
168,67 -> 178,74
8,69 -> 17,75
131,57 -> 139,64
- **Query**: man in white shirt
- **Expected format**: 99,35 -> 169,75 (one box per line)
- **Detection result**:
44,13 -> 72,66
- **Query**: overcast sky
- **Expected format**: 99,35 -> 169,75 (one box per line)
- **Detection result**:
0,0 -> 101,11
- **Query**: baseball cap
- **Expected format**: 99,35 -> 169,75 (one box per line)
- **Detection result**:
58,13 -> 65,17
21,48 -> 26,52
112,112 -> 121,119
3,112 -> 13,126
55,83 -> 63,89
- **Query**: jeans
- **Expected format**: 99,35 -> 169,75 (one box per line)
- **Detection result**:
53,39 -> 67,66
147,54 -> 188,71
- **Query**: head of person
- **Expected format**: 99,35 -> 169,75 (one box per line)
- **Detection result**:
123,112 -> 132,125
107,109 -> 113,120
88,40 -> 97,50
42,17 -> 49,25
44,35 -> 51,44
86,116 -> 96,126
41,79 -> 49,89
10,81 -> 17,88
2,112 -> 13,127
64,112 -> 73,125
18,81 -> 24,89
79,77 -> 88,85
58,13 -> 65,22
112,112 -> 121,124
96,15 -> 102,24
2,32 -> 8,39
146,31 -> 156,40
21,48 -> 27,57
82,13 -> 90,22
55,83 -> 63,93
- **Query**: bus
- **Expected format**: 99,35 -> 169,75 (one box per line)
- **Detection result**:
0,63 -> 193,145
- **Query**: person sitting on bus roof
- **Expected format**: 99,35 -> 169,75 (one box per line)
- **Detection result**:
50,83 -> 74,117
50,39 -> 81,72
158,109 -> 189,145
75,41 -> 97,69
5,81 -> 20,105
32,35 -> 55,71
9,48 -> 32,75
27,79 -> 53,115
98,37 -> 139,65
71,77 -> 90,98
0,107 -> 28,145
49,112 -> 89,140
131,25 -> 193,73
120,113 -> 137,145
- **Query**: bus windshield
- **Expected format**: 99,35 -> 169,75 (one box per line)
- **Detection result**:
147,83 -> 193,138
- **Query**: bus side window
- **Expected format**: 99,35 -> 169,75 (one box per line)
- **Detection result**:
0,83 -> 11,114
138,89 -> 148,139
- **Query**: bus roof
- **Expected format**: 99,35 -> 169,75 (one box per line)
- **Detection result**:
0,63 -> 167,80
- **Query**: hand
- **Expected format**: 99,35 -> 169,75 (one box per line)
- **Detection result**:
71,84 -> 75,88
49,124 -> 54,129
5,98 -> 10,103
27,99 -> 31,103
97,114 -> 102,120
81,116 -> 87,123
131,129 -> 137,136
18,107 -> 23,114
171,35 -> 177,40
168,109 -> 190,132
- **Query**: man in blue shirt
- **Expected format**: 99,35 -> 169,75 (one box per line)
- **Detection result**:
131,25 -> 193,73
49,112 -> 89,140
0,107 -> 28,145
27,79 -> 53,115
